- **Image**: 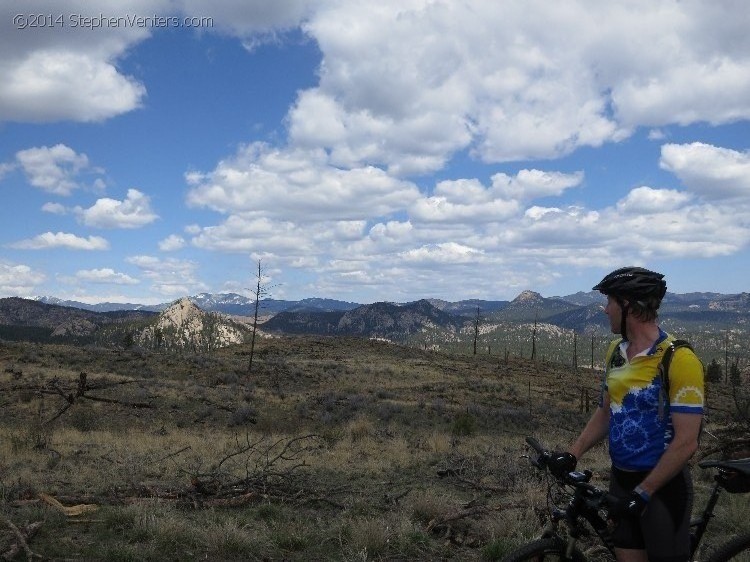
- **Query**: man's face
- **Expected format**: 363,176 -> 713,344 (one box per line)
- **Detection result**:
603,295 -> 624,334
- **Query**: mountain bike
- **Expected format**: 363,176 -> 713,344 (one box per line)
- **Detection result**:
500,436 -> 750,561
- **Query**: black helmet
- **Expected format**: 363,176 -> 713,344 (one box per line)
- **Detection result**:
592,266 -> 667,302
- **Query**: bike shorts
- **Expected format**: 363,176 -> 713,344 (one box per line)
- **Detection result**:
609,465 -> 693,562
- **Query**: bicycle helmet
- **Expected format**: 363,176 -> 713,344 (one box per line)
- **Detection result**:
592,267 -> 667,302
593,267 -> 667,339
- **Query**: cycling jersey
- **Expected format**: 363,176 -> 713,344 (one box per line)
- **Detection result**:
603,329 -> 704,471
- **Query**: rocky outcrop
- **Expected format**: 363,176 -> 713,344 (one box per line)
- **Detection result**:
137,298 -> 246,351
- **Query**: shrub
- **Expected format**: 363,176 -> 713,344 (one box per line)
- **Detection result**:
452,411 -> 477,436
349,417 -> 375,442
69,405 -> 100,432
229,405 -> 257,426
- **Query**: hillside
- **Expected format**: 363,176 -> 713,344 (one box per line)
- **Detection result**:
0,334 -> 746,560
135,297 -> 247,352
0,297 -> 156,342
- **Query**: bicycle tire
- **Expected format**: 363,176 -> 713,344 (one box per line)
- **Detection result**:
706,533 -> 750,562
501,537 -> 587,562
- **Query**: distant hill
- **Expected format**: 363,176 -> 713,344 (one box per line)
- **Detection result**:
488,290 -> 580,322
0,297 -> 156,343
134,297 -> 247,352
8,289 -> 749,351
261,299 -> 461,341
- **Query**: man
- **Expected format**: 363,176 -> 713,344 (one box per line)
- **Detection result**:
549,267 -> 704,562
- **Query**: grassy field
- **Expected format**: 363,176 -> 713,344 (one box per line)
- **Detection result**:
1,336 -> 748,561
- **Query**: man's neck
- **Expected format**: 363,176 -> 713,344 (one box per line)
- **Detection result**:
624,322 -> 661,357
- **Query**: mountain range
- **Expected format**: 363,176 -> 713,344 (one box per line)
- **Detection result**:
0,288 -> 744,350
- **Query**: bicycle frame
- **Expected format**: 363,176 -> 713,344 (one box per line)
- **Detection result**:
689,478 -> 723,556
524,437 -> 747,561
536,470 -> 616,558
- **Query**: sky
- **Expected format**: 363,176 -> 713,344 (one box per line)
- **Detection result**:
1,0 -> 749,306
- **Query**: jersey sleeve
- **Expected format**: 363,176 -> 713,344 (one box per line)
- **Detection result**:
668,348 -> 704,414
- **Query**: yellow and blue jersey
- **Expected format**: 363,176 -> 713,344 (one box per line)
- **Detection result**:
602,329 -> 704,471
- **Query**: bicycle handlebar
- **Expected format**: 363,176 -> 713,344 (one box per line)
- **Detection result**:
525,435 -> 617,511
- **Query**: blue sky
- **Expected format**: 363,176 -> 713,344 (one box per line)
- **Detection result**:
1,1 -> 749,305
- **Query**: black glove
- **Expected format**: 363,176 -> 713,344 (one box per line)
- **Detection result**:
608,488 -> 649,519
547,451 -> 577,477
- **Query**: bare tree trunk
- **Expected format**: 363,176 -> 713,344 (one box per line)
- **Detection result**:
247,259 -> 269,376
473,306 -> 480,356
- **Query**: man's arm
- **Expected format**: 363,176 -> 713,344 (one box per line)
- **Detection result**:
637,412 -> 701,496
569,394 -> 611,459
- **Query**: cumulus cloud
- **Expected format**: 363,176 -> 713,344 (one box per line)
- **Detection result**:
286,0 -> 750,171
8,231 -> 109,250
15,144 -> 96,196
158,234 -> 186,251
0,261 -> 46,296
176,0 -> 315,41
75,268 -> 139,285
0,0 -> 158,124
399,242 -> 484,265
126,255 -> 207,297
76,188 -> 159,228
660,142 -> 750,200
186,142 -> 421,220
41,202 -> 68,215
492,170 -> 584,201
0,50 -> 146,123
616,186 -> 693,214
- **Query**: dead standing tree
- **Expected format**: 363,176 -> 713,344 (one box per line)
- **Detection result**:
472,306 -> 481,356
247,259 -> 275,376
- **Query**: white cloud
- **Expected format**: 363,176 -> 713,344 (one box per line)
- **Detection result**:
8,232 -> 109,250
159,234 -> 186,251
282,0 -> 750,173
186,142 -> 421,220
491,170 -> 584,201
659,142 -> 750,200
125,255 -> 207,297
616,186 -> 692,214
399,242 -> 484,265
0,50 -> 146,123
41,202 -> 68,215
15,144 -> 93,196
0,161 -> 16,180
76,188 -> 159,228
176,0 -> 315,38
0,1 -> 157,124
0,261 -> 46,296
75,268 -> 139,285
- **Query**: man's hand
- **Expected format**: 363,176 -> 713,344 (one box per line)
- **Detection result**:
547,451 -> 577,477
608,488 -> 649,519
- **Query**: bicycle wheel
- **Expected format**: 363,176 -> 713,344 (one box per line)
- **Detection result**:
501,537 -> 587,562
706,533 -> 750,562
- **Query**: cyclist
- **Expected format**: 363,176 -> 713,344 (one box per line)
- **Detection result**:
549,266 -> 705,562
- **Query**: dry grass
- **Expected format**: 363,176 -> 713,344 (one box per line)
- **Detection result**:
0,336 -> 746,560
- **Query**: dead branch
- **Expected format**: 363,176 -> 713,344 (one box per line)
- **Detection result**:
38,372 -> 153,424
426,505 -> 493,533
214,433 -> 267,472
1,515 -> 43,561
200,397 -> 234,412
157,446 -> 192,464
